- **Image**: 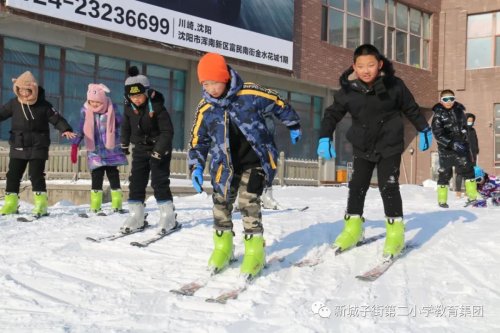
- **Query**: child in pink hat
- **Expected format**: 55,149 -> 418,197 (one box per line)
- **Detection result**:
71,83 -> 128,216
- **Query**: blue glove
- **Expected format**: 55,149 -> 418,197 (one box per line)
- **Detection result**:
290,128 -> 302,144
191,165 -> 204,193
474,165 -> 485,179
418,127 -> 432,151
451,141 -> 467,155
316,138 -> 336,160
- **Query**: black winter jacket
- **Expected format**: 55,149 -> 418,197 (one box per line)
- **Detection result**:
0,87 -> 72,160
431,102 -> 468,154
319,64 -> 428,161
465,113 -> 479,158
121,90 -> 174,156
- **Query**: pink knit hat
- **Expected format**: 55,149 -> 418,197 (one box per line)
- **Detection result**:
87,83 -> 110,104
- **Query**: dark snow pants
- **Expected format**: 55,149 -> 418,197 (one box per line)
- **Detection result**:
346,154 -> 403,218
128,148 -> 172,202
6,158 -> 46,193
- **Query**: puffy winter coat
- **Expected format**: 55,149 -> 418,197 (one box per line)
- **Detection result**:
0,87 -> 72,160
319,63 -> 428,161
464,112 -> 479,158
188,68 -> 300,198
431,102 -> 468,154
72,104 -> 128,170
121,90 -> 173,157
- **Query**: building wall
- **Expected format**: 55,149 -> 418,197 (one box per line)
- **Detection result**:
440,0 -> 500,174
1,1 -> 473,184
293,0 -> 442,184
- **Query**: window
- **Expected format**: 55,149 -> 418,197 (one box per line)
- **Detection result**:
465,13 -> 500,69
495,104 -> 500,163
0,36 -> 187,149
321,0 -> 431,69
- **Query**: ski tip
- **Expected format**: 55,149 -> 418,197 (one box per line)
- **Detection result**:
355,275 -> 377,282
130,241 -> 146,247
85,237 -> 99,242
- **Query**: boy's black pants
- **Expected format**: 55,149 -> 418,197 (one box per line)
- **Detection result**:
91,166 -> 121,190
128,148 -> 172,202
6,158 -> 46,193
438,151 -> 475,186
347,154 -> 403,217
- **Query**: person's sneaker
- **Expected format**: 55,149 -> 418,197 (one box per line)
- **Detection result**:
438,203 -> 449,208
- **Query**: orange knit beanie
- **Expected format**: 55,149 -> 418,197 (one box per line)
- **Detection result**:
197,53 -> 230,83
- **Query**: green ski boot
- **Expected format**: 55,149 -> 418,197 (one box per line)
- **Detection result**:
208,230 -> 234,274
32,192 -> 48,217
437,185 -> 449,208
465,179 -> 479,202
111,189 -> 123,212
0,192 -> 19,215
333,214 -> 364,251
90,190 -> 103,213
240,233 -> 266,279
383,218 -> 405,258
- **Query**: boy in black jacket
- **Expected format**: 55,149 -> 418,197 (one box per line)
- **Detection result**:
120,67 -> 178,235
455,112 -> 480,197
317,44 -> 431,259
0,71 -> 75,217
431,90 -> 478,207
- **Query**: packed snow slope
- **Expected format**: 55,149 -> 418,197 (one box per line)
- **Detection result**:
0,182 -> 498,332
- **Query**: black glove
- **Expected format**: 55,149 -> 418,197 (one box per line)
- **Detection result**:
451,141 -> 467,155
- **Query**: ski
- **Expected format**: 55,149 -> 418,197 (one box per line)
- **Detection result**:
204,255 -> 285,304
78,212 -> 107,218
17,213 -> 50,222
170,258 -> 240,296
130,223 -> 182,247
86,214 -> 149,243
205,283 -> 248,304
170,255 -> 284,299
355,242 -> 417,281
78,209 -> 128,218
263,205 -> 309,212
293,233 -> 386,267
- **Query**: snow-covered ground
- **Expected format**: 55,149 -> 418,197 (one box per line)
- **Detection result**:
0,182 -> 499,333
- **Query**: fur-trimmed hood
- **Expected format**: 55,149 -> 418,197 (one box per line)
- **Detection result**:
12,71 -> 39,105
339,57 -> 396,92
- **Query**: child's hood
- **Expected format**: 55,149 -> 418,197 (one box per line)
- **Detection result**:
12,71 -> 39,105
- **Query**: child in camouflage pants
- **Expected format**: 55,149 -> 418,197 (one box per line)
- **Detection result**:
188,53 -> 301,279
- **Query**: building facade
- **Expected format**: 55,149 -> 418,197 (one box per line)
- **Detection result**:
1,0 -> 494,183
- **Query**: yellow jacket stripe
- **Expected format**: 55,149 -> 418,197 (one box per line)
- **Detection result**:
237,88 -> 285,108
190,102 -> 212,147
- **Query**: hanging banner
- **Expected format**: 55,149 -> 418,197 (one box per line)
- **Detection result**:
6,0 -> 294,70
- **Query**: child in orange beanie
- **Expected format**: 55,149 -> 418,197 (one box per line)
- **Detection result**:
187,52 -> 301,279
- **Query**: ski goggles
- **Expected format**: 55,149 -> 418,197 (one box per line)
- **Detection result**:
440,96 -> 456,103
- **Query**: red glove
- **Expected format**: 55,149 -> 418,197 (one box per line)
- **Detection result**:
70,144 -> 78,164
